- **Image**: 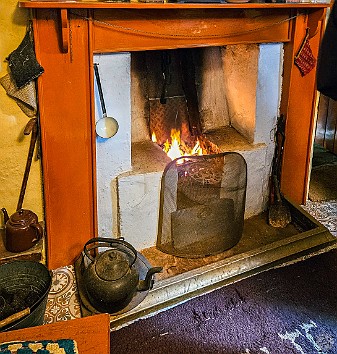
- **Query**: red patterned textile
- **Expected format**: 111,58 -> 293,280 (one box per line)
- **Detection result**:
294,29 -> 316,76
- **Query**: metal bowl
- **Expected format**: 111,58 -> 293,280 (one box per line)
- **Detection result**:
0,260 -> 51,331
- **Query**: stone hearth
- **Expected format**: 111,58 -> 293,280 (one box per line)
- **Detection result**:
70,199 -> 336,329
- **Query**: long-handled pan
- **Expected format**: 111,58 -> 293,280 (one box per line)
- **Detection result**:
93,63 -> 119,139
17,118 -> 38,211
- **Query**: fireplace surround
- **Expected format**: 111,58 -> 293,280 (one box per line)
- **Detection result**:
17,0 -> 337,328
20,0 -> 331,269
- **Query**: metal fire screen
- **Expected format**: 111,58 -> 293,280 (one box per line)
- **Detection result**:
157,152 -> 247,258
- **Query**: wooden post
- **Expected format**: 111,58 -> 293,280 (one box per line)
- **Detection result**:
280,8 -> 326,204
33,9 -> 96,269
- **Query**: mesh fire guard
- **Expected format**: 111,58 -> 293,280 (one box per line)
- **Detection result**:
157,152 -> 247,258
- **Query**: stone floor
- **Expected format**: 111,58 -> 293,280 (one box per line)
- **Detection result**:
303,200 -> 337,237
44,200 -> 337,324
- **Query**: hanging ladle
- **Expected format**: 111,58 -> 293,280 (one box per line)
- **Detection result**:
93,63 -> 119,139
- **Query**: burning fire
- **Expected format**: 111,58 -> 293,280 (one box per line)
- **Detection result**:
152,129 -> 203,161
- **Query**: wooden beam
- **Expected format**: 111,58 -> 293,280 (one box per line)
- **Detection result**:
33,9 -> 96,269
280,8 -> 326,204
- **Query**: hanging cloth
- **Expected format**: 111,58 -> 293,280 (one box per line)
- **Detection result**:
0,23 -> 42,117
6,23 -> 44,89
0,75 -> 37,117
294,28 -> 317,77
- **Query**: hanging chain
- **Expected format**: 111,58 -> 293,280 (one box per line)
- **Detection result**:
70,10 -> 301,40
69,17 -> 73,63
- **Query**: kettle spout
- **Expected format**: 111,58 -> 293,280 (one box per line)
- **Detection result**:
137,267 -> 163,291
1,208 -> 9,224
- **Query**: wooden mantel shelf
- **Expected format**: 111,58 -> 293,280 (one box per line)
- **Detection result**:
19,1 -> 331,9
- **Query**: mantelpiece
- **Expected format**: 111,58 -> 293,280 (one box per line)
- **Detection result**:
19,0 -> 329,269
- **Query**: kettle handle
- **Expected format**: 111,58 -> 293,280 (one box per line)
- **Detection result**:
30,222 -> 43,242
84,237 -> 138,266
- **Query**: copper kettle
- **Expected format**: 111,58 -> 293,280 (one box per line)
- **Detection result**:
82,237 -> 162,313
1,208 -> 43,253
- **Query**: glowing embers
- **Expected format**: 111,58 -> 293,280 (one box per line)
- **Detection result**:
157,152 -> 247,258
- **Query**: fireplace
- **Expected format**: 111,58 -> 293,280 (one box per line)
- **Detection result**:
93,45 -> 278,251
20,0 -> 337,326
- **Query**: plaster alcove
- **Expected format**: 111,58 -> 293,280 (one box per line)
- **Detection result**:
94,43 -> 283,253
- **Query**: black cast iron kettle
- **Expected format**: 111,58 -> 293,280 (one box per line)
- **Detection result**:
82,237 -> 162,313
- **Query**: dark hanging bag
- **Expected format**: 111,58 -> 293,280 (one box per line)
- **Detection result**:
316,2 -> 337,100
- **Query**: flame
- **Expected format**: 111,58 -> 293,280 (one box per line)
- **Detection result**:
151,132 -> 157,143
160,129 -> 203,161
192,141 -> 202,156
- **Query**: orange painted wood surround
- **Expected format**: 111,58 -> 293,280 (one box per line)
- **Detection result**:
19,1 -> 328,269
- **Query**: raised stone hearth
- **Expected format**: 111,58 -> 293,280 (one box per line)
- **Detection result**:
107,199 -> 336,329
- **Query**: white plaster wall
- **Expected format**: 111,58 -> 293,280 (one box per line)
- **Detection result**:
220,43 -> 283,216
253,43 -> 283,212
240,147 -> 269,218
116,172 -> 162,250
222,45 -> 259,143
198,47 -> 230,131
255,43 -> 283,146
0,2 -> 43,227
94,53 -> 131,238
131,54 -> 150,143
